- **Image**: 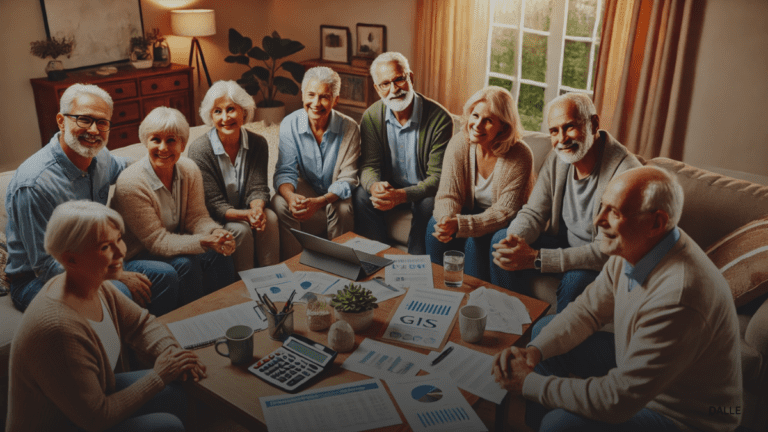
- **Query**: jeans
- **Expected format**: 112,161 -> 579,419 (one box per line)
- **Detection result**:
134,250 -> 239,306
489,229 -> 599,312
526,316 -> 679,432
353,185 -> 434,255
11,259 -> 180,317
425,216 -> 495,282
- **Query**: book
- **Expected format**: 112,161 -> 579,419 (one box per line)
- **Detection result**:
166,301 -> 269,349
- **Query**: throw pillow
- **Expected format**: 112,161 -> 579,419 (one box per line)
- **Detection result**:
705,217 -> 768,307
0,231 -> 9,295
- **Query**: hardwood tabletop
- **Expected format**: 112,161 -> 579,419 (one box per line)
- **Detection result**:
158,232 -> 550,431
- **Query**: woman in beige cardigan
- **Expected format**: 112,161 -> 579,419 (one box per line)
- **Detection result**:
427,86 -> 535,282
7,200 -> 205,432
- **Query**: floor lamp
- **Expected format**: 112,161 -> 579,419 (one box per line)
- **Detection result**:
171,9 -> 216,87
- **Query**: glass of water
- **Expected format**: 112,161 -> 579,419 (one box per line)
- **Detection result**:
443,250 -> 465,288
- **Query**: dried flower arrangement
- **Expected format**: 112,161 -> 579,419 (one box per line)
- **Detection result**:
29,36 -> 74,60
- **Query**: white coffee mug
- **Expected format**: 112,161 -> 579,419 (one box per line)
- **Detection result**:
215,325 -> 254,365
459,305 -> 487,343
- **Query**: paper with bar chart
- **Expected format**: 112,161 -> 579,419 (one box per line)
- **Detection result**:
381,287 -> 464,349
387,374 -> 487,432
342,338 -> 427,381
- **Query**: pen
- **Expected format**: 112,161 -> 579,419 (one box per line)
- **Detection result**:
282,290 -> 296,313
431,347 -> 454,366
372,277 -> 399,292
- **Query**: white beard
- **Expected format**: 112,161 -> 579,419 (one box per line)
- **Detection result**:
64,129 -> 105,159
382,87 -> 415,113
555,127 -> 595,164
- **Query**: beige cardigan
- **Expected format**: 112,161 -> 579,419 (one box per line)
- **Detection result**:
111,156 -> 222,259
433,131 -> 535,238
6,276 -> 178,432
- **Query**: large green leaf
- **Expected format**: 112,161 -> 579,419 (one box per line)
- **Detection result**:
236,76 -> 260,96
263,34 -> 305,60
228,29 -> 252,55
250,66 -> 270,82
224,55 -> 250,65
280,61 -> 305,83
274,76 -> 300,95
247,46 -> 270,61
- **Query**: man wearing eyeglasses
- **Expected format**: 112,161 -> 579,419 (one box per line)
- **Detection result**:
4,83 -> 179,316
354,52 -> 453,254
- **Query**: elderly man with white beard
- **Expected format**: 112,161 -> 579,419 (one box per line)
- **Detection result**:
4,83 -> 180,315
490,93 -> 641,313
353,52 -> 453,254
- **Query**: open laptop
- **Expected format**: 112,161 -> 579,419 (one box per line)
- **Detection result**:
290,229 -> 394,280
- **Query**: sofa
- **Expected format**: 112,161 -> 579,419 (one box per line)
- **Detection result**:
2,122 -> 767,431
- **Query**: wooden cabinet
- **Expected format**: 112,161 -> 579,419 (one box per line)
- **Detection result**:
300,59 -> 377,121
30,63 -> 195,150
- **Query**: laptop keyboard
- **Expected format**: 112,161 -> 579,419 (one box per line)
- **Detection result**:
360,261 -> 380,275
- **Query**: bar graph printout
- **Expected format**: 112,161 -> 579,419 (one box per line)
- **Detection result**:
387,374 -> 487,432
342,338 -> 428,381
381,287 -> 464,349
259,379 -> 401,432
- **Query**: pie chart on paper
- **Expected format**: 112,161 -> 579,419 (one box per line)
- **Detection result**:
411,385 -> 443,403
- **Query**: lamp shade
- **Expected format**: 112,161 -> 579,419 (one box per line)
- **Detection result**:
171,9 -> 216,37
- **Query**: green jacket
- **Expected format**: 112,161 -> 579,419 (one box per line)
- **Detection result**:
359,93 -> 454,202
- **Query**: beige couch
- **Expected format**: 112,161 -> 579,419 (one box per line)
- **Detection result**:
2,124 -> 767,430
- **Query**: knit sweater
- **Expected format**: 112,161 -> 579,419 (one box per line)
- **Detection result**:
433,131 -> 535,238
524,230 -> 742,431
186,129 -> 271,224
6,275 -> 178,432
359,92 -> 454,202
507,130 -> 641,273
111,156 -> 222,259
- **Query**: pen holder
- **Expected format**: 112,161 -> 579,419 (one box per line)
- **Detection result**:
265,306 -> 294,341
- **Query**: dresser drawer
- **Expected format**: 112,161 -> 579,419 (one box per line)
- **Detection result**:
143,92 -> 192,121
102,80 -> 139,100
112,101 -> 141,125
141,74 -> 189,96
108,124 -> 140,150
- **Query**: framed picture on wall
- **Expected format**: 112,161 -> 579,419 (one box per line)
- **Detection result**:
320,25 -> 351,64
355,24 -> 386,58
338,73 -> 368,107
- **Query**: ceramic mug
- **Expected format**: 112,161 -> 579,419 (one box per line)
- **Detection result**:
459,305 -> 487,343
215,325 -> 254,365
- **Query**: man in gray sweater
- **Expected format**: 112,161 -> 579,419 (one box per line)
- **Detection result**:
491,93 -> 641,312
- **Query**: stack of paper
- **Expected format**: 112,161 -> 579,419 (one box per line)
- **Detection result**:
385,254 -> 434,290
467,286 -> 532,335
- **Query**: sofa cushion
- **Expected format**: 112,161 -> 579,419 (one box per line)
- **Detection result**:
705,217 -> 768,307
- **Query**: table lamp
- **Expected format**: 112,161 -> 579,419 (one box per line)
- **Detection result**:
171,9 -> 216,87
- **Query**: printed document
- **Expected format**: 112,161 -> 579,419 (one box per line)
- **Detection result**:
342,237 -> 390,255
260,379 -> 401,432
382,287 -> 464,349
358,278 -> 407,303
291,271 -> 349,301
467,286 -> 531,335
385,254 -> 434,290
166,301 -> 268,349
423,342 -> 507,404
239,263 -> 296,302
342,338 -> 427,381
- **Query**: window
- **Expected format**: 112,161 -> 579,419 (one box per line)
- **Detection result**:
486,0 -> 605,131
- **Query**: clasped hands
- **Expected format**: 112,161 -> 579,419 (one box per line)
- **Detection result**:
491,346 -> 541,395
154,345 -> 207,384
492,233 -> 538,271
432,215 -> 459,243
200,228 -> 236,256
370,181 -> 406,211
287,193 -> 326,221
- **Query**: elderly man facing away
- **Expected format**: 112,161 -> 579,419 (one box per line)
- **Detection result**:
492,166 -> 742,432
353,52 -> 453,254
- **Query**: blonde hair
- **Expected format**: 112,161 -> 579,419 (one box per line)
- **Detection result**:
463,86 -> 523,156
45,200 -> 125,264
139,107 -> 190,145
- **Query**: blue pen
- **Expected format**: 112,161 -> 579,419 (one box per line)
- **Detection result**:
372,277 -> 399,292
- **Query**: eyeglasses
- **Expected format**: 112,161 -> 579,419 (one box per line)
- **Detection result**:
63,114 -> 112,132
376,75 -> 409,92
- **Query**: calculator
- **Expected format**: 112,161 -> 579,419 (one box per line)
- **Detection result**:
247,334 -> 337,393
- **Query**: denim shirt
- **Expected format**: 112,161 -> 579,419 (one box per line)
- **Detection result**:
623,227 -> 681,291
386,93 -> 423,188
4,133 -> 128,279
274,109 -> 350,199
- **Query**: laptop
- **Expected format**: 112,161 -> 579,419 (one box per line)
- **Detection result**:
290,229 -> 394,280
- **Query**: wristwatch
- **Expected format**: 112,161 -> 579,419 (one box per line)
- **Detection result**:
533,251 -> 542,271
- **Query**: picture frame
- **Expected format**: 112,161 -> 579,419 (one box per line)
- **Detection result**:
356,24 -> 387,58
39,0 -> 145,70
338,73 -> 369,108
320,25 -> 351,64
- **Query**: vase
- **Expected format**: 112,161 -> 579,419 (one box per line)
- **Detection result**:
44,60 -> 67,81
130,48 -> 153,69
335,309 -> 375,333
152,40 -> 171,68
253,102 -> 286,126
307,309 -> 332,332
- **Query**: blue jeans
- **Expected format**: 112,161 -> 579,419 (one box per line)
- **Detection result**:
353,185 -> 434,255
425,216 -> 495,282
489,229 -> 599,313
135,250 -> 238,306
11,259 -> 179,317
526,316 -> 679,432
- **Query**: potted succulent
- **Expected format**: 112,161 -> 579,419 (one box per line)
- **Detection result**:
226,28 -> 305,125
29,36 -> 74,81
330,283 -> 378,332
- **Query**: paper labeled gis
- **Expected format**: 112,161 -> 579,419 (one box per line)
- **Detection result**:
381,287 -> 464,349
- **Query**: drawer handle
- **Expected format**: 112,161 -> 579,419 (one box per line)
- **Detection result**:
120,133 -> 128,139
119,111 -> 126,117
174,80 -> 180,86
116,88 -> 123,94
151,83 -> 158,90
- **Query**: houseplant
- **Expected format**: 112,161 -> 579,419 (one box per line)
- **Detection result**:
29,36 -> 74,81
129,31 -> 155,69
330,282 -> 378,332
225,28 -> 305,124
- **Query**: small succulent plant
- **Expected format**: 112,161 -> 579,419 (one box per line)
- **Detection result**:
330,283 -> 378,313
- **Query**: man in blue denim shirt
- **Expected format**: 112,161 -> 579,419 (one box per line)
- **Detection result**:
5,83 -> 179,315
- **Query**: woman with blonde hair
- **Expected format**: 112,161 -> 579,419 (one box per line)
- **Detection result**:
426,86 -> 535,282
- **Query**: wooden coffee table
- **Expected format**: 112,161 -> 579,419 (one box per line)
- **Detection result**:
158,232 -> 550,431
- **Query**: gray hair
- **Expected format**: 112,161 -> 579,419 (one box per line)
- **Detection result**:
463,86 -> 523,156
302,66 -> 341,98
370,52 -> 412,83
199,80 -> 255,126
59,83 -> 114,115
639,166 -> 684,230
139,107 -> 190,145
45,200 -> 125,264
544,92 -> 596,127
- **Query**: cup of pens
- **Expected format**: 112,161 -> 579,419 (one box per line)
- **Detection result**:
259,291 -> 296,341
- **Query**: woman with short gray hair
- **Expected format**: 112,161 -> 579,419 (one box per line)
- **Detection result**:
188,80 -> 279,270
